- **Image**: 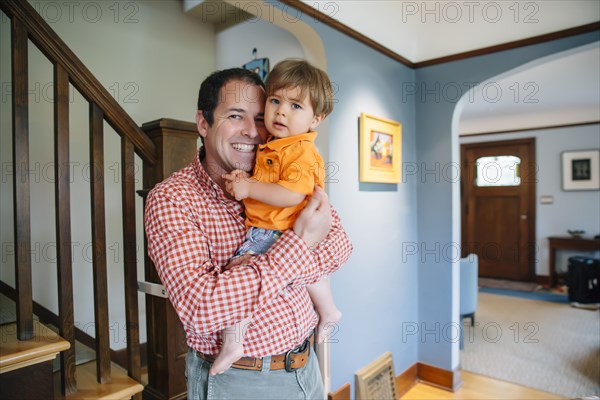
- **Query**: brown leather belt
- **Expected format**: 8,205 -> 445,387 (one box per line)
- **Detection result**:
196,333 -> 314,372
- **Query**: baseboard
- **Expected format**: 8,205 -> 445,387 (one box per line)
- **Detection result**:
329,361 -> 462,399
0,280 -> 147,370
327,382 -> 350,400
417,362 -> 463,392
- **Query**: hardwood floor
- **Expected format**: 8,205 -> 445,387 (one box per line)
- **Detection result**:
401,371 -> 564,399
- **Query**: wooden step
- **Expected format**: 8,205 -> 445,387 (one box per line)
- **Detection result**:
55,361 -> 144,400
0,319 -> 70,373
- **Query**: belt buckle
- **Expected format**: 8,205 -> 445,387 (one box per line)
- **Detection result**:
284,337 -> 310,373
284,349 -> 294,372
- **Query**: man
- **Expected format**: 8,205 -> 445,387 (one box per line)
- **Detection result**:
144,68 -> 352,399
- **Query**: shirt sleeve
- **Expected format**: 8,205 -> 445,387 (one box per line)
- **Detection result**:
285,206 -> 353,287
276,141 -> 322,195
144,186 -> 315,336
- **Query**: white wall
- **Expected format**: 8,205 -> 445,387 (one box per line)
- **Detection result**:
216,17 -> 304,72
460,124 -> 600,276
0,0 -> 215,349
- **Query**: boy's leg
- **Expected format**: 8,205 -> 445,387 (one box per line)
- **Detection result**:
210,317 -> 251,375
307,277 -> 342,343
214,228 -> 283,373
226,227 -> 282,269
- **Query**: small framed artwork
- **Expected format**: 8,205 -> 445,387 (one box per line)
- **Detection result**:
359,113 -> 402,183
561,149 -> 600,191
355,352 -> 397,400
243,57 -> 270,81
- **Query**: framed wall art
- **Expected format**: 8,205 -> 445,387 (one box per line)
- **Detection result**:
359,113 -> 402,183
561,149 -> 599,191
355,352 -> 398,400
243,48 -> 269,81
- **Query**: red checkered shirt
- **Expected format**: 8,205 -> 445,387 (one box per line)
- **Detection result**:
145,150 -> 353,357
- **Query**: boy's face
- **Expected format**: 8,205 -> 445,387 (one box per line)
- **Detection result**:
264,86 -> 323,139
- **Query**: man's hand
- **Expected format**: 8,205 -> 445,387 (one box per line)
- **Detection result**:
293,186 -> 332,249
223,169 -> 251,201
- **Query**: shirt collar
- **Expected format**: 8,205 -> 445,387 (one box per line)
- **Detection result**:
261,132 -> 318,151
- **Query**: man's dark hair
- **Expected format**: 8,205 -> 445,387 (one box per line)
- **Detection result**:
197,68 -> 265,126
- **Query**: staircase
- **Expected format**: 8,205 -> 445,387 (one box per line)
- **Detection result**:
0,0 -> 160,398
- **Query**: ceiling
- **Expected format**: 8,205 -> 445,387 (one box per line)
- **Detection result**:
187,0 -> 600,133
296,0 -> 600,133
299,0 -> 600,64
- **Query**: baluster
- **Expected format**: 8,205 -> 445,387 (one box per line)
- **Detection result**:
12,14 -> 33,341
54,63 -> 77,395
89,103 -> 111,383
121,137 -> 141,389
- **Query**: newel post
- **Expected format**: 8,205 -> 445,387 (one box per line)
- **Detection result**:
139,118 -> 198,400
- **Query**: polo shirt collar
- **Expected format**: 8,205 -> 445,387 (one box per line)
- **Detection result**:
261,132 -> 317,151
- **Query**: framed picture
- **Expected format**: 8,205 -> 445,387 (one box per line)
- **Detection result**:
561,149 -> 600,191
243,57 -> 270,81
355,352 -> 397,400
359,113 -> 402,183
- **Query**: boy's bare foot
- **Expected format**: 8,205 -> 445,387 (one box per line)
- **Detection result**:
317,309 -> 342,343
209,341 -> 244,375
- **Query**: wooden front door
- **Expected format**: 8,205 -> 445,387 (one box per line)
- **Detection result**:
461,138 -> 536,281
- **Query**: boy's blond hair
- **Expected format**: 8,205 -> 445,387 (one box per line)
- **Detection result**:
266,59 -> 334,118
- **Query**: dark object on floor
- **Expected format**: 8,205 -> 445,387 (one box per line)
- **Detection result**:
567,256 -> 600,304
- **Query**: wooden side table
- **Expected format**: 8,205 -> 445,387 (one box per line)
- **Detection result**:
548,236 -> 600,287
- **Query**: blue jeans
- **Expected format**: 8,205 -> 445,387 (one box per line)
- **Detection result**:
234,227 -> 282,257
185,348 -> 324,399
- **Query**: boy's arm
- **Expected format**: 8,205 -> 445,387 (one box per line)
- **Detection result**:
224,170 -> 305,207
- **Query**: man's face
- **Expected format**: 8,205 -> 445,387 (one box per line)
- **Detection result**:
197,80 -> 267,175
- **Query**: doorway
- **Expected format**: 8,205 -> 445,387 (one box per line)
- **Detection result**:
461,138 -> 536,281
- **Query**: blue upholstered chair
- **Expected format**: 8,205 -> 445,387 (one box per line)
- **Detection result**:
460,254 -> 479,326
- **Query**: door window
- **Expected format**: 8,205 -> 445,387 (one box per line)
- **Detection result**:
475,155 -> 521,187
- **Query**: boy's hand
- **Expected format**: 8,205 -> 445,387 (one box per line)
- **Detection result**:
223,169 -> 252,201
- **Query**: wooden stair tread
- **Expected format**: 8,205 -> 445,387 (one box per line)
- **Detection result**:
0,320 -> 70,374
55,361 -> 144,400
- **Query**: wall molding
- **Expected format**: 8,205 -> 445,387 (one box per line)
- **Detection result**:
460,121 -> 600,138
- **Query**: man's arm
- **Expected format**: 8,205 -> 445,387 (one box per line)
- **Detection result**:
268,187 -> 353,288
144,185 -> 338,336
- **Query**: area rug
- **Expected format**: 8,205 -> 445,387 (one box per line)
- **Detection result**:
461,292 -> 600,398
479,287 -> 569,303
479,277 -> 539,292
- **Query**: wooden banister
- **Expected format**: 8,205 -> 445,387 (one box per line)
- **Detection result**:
1,0 -> 153,397
0,0 -> 156,165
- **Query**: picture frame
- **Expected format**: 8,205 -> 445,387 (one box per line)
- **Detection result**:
355,352 -> 397,400
359,113 -> 402,183
243,57 -> 270,81
561,149 -> 600,191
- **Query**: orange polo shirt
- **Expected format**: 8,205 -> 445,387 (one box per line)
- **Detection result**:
244,132 -> 325,231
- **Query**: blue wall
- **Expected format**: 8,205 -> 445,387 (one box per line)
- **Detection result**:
218,3 -> 599,393
415,32 -> 600,370
306,16 -> 420,393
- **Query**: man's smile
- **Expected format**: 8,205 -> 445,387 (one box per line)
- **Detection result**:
231,143 -> 257,152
